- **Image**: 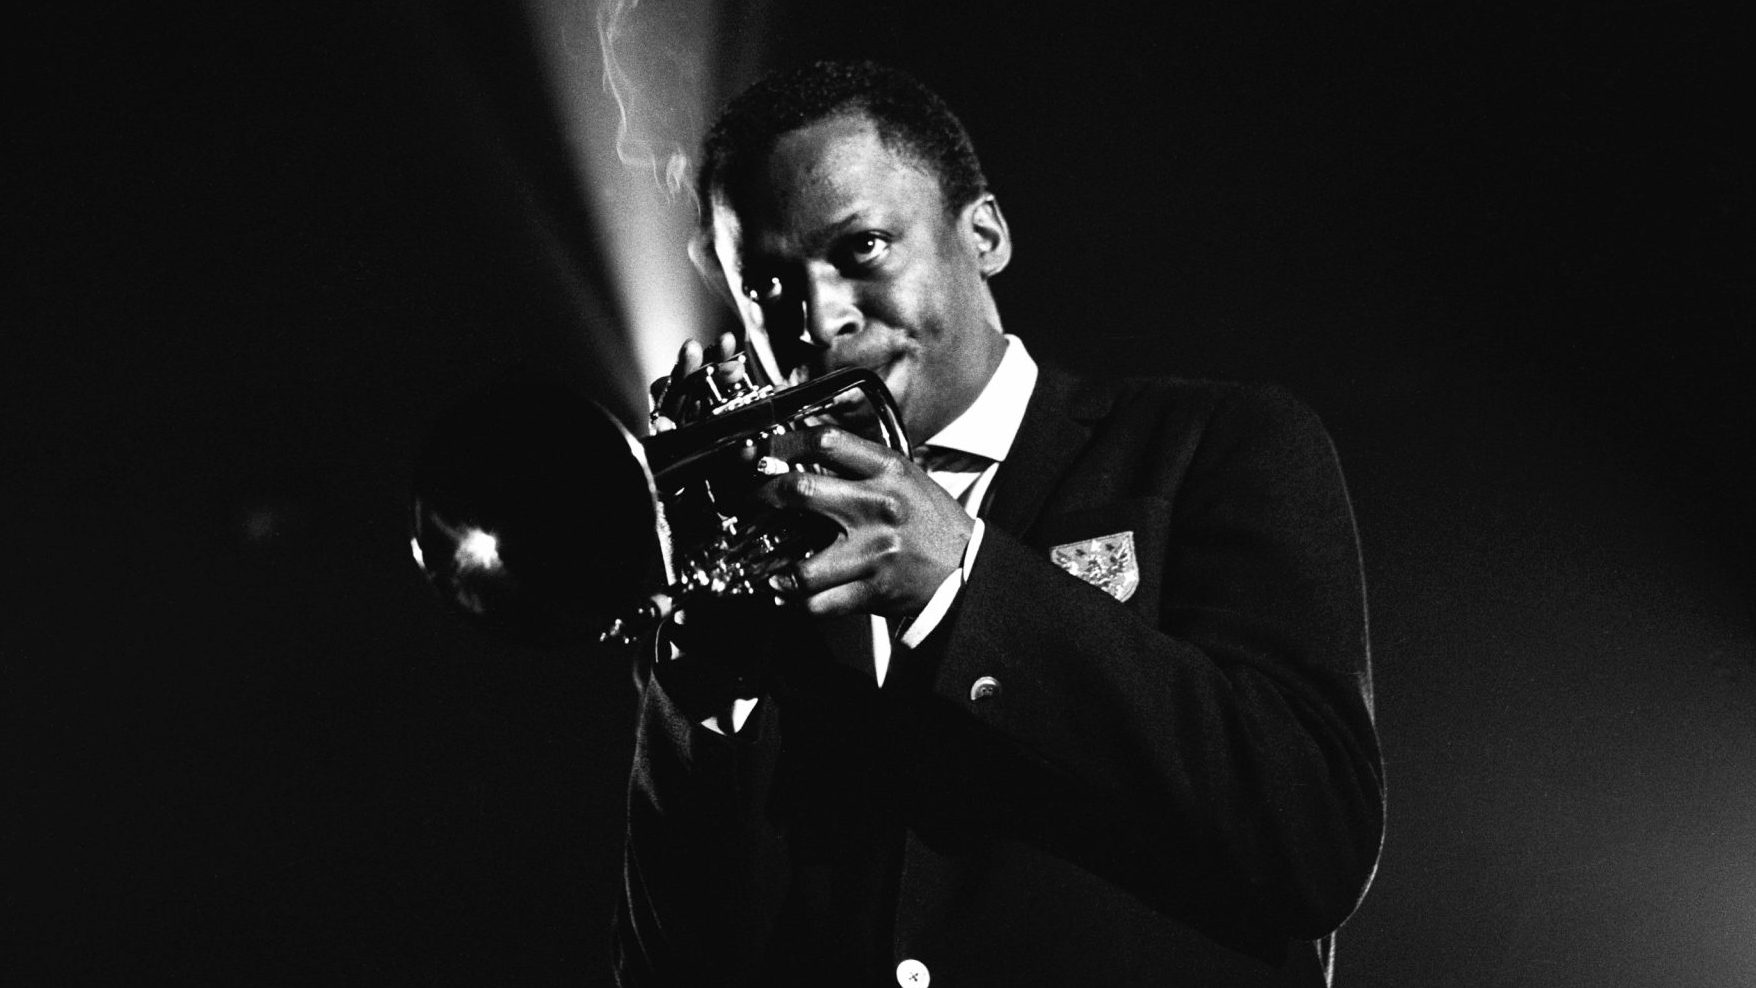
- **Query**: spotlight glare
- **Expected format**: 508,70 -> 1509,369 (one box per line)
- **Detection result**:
456,528 -> 503,572
529,0 -> 728,393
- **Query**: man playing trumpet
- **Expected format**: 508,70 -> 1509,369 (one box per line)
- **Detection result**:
620,60 -> 1383,987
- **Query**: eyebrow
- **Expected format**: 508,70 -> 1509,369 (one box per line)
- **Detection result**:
813,210 -> 869,246
745,208 -> 879,267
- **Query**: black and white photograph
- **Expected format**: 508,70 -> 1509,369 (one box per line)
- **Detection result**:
11,2 -> 1751,985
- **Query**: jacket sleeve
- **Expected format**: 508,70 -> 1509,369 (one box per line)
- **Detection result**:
613,663 -> 789,986
897,384 -> 1384,940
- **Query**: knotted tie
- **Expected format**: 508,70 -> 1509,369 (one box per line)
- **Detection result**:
911,444 -> 991,508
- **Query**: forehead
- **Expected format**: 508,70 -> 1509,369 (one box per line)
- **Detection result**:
713,114 -> 946,255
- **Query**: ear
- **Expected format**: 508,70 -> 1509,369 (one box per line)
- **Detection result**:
689,223 -> 760,339
689,226 -> 787,387
688,229 -> 740,309
965,193 -> 1012,278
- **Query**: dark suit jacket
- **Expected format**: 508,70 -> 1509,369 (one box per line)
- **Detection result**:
615,365 -> 1385,987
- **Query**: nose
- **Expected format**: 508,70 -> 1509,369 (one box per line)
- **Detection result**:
799,266 -> 861,348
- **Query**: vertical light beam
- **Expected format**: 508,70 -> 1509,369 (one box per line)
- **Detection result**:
527,0 -> 726,399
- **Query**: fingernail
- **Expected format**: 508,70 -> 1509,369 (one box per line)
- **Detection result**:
768,573 -> 797,594
755,455 -> 789,476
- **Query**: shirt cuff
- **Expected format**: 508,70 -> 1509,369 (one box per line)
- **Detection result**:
658,633 -> 760,736
899,518 -> 985,649
700,696 -> 761,736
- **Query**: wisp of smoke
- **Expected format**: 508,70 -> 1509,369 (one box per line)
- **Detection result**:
597,0 -> 696,202
528,0 -> 724,393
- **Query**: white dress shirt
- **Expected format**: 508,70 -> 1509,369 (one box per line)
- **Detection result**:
711,334 -> 1039,733
882,333 -> 1038,671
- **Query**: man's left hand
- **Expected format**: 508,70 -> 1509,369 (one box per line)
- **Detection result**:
754,426 -> 972,619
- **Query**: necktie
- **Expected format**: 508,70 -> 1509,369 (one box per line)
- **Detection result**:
832,446 -> 997,688
912,443 -> 988,472
912,444 -> 991,508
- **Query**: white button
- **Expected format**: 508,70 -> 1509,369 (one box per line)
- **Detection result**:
969,675 -> 1001,702
896,958 -> 930,986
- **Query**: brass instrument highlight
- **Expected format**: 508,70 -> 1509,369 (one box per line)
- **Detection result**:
410,360 -> 907,649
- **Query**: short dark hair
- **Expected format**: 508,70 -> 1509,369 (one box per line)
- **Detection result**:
695,60 -> 988,229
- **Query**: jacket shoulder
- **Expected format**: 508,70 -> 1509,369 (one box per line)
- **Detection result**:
1060,367 -> 1331,446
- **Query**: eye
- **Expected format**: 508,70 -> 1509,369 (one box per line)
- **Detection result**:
842,233 -> 890,269
743,274 -> 785,305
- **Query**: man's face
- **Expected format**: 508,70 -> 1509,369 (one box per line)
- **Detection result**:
709,113 -> 1009,443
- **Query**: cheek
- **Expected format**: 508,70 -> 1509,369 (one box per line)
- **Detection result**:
876,275 -> 954,349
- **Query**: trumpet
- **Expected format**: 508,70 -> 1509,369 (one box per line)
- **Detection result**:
409,358 -> 908,649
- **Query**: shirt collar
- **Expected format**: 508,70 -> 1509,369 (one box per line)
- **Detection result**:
920,334 -> 1038,464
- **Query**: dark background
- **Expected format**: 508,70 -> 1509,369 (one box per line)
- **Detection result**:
11,2 -> 1752,984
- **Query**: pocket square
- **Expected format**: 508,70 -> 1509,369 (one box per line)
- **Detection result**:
1049,531 -> 1139,603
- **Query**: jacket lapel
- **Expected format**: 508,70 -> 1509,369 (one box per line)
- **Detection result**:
982,363 -> 1111,539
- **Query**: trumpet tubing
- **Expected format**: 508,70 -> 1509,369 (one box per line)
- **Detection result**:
410,359 -> 907,649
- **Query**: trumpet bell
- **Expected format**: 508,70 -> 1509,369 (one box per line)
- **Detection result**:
410,371 -> 667,647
